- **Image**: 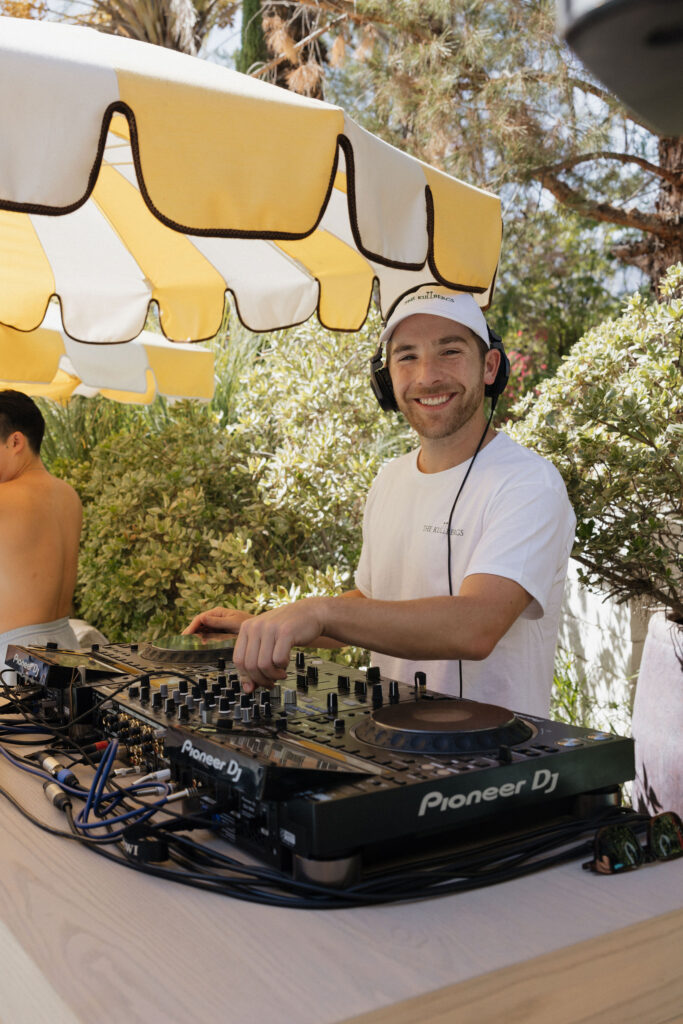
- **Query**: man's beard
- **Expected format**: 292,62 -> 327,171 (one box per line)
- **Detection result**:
397,375 -> 485,441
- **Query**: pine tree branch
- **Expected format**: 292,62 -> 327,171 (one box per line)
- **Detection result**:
250,12 -> 346,78
532,151 -> 682,185
537,170 -> 683,241
290,0 -> 433,41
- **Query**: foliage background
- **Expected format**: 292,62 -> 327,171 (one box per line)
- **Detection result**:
44,316 -> 411,653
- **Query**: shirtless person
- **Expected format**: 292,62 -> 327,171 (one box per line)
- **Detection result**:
0,390 -> 82,670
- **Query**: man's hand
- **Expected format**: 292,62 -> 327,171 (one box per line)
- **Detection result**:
233,598 -> 327,692
183,606 -> 252,636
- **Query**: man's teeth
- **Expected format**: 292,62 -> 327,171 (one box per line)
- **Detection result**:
417,395 -> 450,406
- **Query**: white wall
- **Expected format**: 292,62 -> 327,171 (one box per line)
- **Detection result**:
556,559 -> 651,734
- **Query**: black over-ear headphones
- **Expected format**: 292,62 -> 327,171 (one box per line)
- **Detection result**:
370,324 -> 510,413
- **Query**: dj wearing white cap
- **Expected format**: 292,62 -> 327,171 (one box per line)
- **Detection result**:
186,286 -> 575,717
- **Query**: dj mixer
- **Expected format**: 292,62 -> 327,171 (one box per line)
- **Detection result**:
6,635 -> 635,885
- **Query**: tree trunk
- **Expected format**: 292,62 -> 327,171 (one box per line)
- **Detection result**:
615,136 -> 683,292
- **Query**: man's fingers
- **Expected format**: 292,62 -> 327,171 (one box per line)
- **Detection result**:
183,608 -> 245,636
271,634 -> 294,672
234,621 -> 288,691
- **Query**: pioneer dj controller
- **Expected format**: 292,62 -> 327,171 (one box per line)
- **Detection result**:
6,637 -> 635,884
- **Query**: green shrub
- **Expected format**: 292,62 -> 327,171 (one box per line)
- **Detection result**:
510,263 -> 683,620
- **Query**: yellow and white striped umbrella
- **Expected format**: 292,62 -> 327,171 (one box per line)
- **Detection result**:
0,308 -> 214,403
0,16 -> 502,345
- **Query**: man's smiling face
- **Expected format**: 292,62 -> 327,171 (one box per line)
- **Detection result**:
387,313 -> 489,441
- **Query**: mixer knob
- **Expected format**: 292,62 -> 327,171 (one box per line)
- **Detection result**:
230,676 -> 241,693
158,683 -> 168,699
367,666 -> 380,683
151,692 -> 162,711
296,673 -> 308,691
414,671 -> 427,692
172,689 -> 182,704
177,704 -> 189,722
334,718 -> 345,733
372,683 -> 383,708
263,703 -> 272,719
201,706 -> 214,725
275,715 -> 287,731
327,692 -> 338,716
354,679 -> 367,699
140,685 -> 150,704
217,658 -> 226,671
197,677 -> 208,692
337,675 -> 350,693
191,684 -> 201,700
218,696 -> 230,714
295,651 -> 305,670
131,643 -> 138,653
389,680 -> 400,704
164,697 -> 175,715
306,665 -> 319,684
211,681 -> 222,696
242,707 -> 252,724
128,683 -> 140,699
259,690 -> 271,706
271,685 -> 281,702
283,689 -> 297,706
217,674 -> 227,687
252,704 -> 260,721
185,696 -> 195,712
179,679 -> 188,695
240,693 -> 252,708
90,643 -> 99,653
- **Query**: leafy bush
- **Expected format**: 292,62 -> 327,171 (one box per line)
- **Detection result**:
63,316 -> 410,643
511,264 -> 683,621
551,652 -> 633,733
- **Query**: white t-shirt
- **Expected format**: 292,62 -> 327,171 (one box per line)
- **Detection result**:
354,432 -> 575,716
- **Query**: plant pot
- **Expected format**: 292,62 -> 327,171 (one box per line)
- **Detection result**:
631,611 -> 683,817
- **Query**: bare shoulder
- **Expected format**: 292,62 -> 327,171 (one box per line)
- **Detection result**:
46,473 -> 83,529
50,473 -> 82,508
0,470 -> 81,517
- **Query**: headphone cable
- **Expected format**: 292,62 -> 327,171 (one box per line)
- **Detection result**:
446,399 -> 497,696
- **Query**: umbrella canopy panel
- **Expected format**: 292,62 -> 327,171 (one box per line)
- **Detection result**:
0,307 -> 214,403
0,17 -> 502,344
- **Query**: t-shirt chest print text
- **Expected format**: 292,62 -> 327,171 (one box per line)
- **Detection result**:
422,520 -> 463,537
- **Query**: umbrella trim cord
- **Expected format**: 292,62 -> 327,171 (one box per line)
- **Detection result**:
0,104 -> 492,292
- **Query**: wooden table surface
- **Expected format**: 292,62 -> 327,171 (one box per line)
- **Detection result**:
1,748 -> 682,1024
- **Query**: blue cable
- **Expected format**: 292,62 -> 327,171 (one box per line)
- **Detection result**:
0,743 -> 85,796
1,735 -> 171,840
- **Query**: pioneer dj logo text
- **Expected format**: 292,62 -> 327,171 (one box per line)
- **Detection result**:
180,739 -> 243,782
417,769 -> 559,817
10,655 -> 41,680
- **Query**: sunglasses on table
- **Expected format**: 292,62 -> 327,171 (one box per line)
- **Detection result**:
583,811 -> 683,875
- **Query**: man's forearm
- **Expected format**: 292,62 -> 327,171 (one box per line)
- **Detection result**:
318,592 -> 497,662
232,578 -> 531,690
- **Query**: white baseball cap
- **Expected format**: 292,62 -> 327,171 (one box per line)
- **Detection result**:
379,287 -> 490,347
